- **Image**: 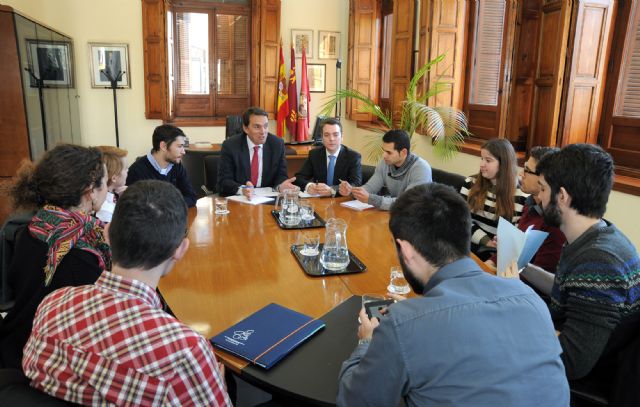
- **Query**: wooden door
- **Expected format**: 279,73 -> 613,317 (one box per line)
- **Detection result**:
419,0 -> 468,109
529,0 -> 573,147
600,0 -> 640,178
142,0 -> 169,120
463,0 -> 517,141
389,0 -> 416,120
255,0 -> 279,117
347,0 -> 380,121
557,0 -> 615,146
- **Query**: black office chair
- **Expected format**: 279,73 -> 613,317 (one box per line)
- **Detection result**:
431,167 -> 466,192
1,211 -> 35,312
225,115 -> 243,139
361,165 -> 375,185
203,154 -> 220,194
0,369 -> 76,406
311,115 -> 329,145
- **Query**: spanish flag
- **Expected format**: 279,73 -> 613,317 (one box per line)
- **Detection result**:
276,40 -> 288,138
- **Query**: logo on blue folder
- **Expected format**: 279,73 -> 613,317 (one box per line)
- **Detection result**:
233,330 -> 254,341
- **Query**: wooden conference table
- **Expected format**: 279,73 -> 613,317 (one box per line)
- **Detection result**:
159,195 -> 493,405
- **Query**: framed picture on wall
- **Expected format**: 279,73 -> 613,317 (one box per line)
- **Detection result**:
291,29 -> 313,59
308,64 -> 326,93
88,43 -> 131,88
26,39 -> 74,88
318,31 -> 341,59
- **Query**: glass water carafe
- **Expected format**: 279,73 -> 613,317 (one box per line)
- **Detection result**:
274,189 -> 301,226
320,218 -> 350,270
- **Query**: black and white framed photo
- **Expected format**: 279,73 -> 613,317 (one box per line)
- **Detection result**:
308,64 -> 326,93
291,29 -> 313,59
26,39 -> 74,88
318,31 -> 341,59
89,43 -> 130,88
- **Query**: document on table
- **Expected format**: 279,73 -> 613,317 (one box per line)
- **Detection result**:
496,217 -> 549,277
253,187 -> 280,197
227,195 -> 275,205
340,200 -> 375,211
299,191 -> 323,198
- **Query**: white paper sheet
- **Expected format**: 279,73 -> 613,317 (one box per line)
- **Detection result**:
227,195 -> 275,205
496,217 -> 548,277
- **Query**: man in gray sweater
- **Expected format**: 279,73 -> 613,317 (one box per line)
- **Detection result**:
339,129 -> 432,210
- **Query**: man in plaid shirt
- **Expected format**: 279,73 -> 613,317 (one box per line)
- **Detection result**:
22,180 -> 231,406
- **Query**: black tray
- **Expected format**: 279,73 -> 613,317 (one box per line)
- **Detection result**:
291,244 -> 366,276
271,210 -> 326,229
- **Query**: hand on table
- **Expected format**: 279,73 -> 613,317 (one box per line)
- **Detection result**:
338,180 -> 352,196
279,177 -> 298,192
242,181 -> 254,200
308,182 -> 333,196
351,187 -> 370,203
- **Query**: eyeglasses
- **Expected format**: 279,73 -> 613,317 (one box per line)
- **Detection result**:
523,166 -> 539,176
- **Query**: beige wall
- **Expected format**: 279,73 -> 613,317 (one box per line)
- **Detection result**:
4,0 -> 639,249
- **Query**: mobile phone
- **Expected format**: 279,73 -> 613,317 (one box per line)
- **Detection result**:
365,299 -> 395,320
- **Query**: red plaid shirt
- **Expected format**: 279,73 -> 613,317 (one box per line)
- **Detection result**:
23,272 -> 231,406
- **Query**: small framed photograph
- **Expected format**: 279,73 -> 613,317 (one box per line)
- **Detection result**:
318,31 -> 341,59
88,43 -> 131,88
308,64 -> 326,93
291,29 -> 313,59
25,39 -> 74,88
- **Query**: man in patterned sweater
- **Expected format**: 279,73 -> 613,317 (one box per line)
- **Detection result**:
517,144 -> 640,393
22,180 -> 231,406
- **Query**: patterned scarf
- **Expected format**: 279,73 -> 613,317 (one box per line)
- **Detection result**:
29,205 -> 112,286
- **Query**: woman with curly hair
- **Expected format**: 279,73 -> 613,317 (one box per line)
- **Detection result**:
0,145 -> 110,370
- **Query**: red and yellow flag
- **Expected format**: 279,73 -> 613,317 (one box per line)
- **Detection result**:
296,45 -> 311,142
287,44 -> 298,138
276,40 -> 288,138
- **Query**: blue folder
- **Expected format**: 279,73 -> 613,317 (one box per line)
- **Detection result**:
210,303 -> 326,369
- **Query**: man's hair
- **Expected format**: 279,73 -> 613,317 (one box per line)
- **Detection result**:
152,125 -> 186,152
11,144 -> 105,211
382,129 -> 411,154
321,117 -> 342,134
97,145 -> 128,187
390,183 -> 470,267
109,180 -> 188,270
536,143 -> 614,218
242,107 -> 269,126
528,146 -> 559,164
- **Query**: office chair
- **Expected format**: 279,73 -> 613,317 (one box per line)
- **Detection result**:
225,115 -> 244,139
311,115 -> 328,146
0,368 -> 75,406
361,165 -> 375,185
1,211 -> 35,312
432,167 -> 466,192
203,154 -> 220,195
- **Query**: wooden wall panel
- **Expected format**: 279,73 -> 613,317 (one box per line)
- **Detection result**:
257,0 -> 280,117
529,0 -> 573,147
389,0 -> 415,120
557,0 -> 614,146
347,0 -> 379,121
142,0 -> 168,120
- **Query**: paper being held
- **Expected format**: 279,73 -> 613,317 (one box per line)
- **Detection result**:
227,195 -> 275,205
496,217 -> 548,277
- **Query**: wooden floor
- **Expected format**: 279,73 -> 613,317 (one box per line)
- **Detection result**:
0,178 -> 14,225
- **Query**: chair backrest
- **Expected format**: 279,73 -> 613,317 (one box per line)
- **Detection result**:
432,167 -> 466,192
1,211 -> 35,312
0,368 -> 74,406
361,165 -> 375,185
225,115 -> 244,139
203,154 -> 220,193
311,115 -> 328,145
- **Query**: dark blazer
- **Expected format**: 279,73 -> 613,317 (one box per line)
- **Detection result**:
294,145 -> 362,195
217,133 -> 288,196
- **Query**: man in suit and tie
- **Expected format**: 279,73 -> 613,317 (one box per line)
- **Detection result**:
217,107 -> 297,198
294,117 -> 362,196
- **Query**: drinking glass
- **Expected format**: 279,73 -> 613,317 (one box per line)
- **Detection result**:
300,232 -> 320,256
387,266 -> 410,295
300,200 -> 315,221
214,197 -> 229,215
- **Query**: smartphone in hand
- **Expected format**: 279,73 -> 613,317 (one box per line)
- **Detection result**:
365,299 -> 395,320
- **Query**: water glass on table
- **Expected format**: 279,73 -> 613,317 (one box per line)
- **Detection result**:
299,200 -> 315,221
214,197 -> 229,215
300,232 -> 320,256
387,266 -> 410,295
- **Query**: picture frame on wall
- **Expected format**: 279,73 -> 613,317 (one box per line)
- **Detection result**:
318,31 -> 341,59
308,64 -> 326,93
291,29 -> 313,59
88,43 -> 131,88
26,39 -> 74,88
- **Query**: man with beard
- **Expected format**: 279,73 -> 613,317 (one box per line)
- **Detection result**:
126,124 -> 197,207
516,144 -> 640,393
337,183 -> 569,407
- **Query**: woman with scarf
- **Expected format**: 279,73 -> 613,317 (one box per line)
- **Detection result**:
0,145 -> 111,370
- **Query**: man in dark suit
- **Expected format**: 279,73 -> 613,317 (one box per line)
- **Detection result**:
294,117 -> 362,196
217,107 -> 297,198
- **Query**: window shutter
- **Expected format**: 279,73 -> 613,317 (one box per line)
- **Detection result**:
618,12 -> 640,117
141,0 -> 168,120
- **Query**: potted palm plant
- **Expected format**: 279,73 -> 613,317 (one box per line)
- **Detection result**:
320,54 -> 469,162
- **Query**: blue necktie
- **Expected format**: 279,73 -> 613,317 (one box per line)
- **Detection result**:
327,155 -> 336,185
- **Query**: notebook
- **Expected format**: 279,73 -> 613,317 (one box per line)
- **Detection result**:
340,200 -> 375,211
210,303 -> 325,369
496,217 -> 549,276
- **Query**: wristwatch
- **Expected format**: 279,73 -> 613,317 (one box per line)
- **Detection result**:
358,338 -> 371,346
